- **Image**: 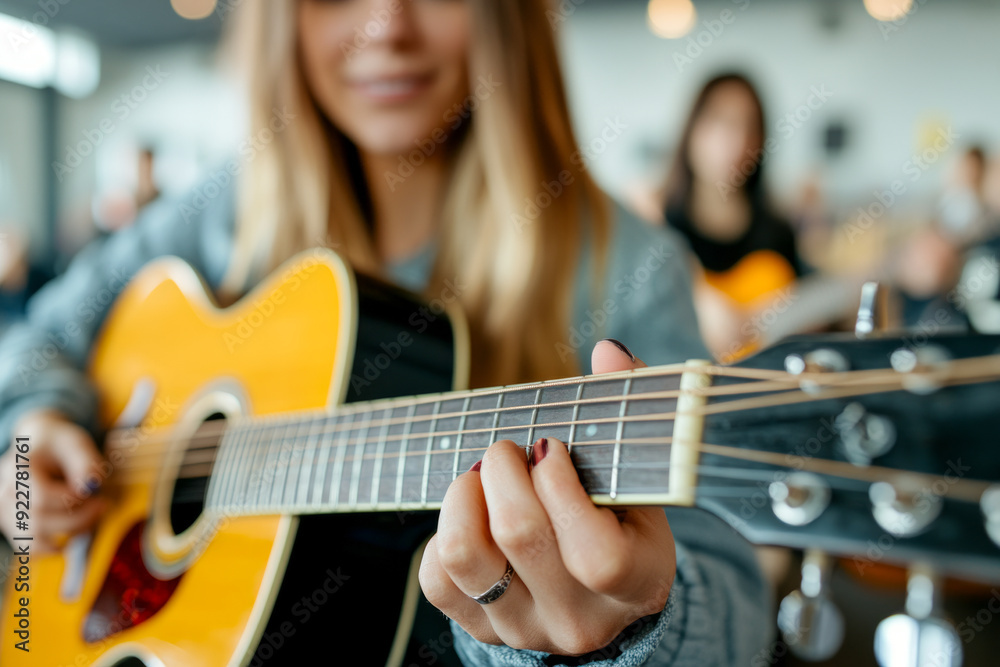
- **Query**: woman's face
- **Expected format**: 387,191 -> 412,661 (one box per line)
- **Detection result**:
298,0 -> 471,157
687,82 -> 763,186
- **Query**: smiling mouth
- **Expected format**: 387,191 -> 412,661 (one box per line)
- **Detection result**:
349,74 -> 433,103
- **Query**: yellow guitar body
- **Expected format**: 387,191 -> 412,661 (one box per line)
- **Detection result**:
1,249 -> 356,666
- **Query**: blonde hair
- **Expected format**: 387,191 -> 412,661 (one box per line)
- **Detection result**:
224,0 -> 609,388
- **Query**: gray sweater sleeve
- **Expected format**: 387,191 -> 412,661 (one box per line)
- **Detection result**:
0,180 -> 235,452
452,207 -> 774,665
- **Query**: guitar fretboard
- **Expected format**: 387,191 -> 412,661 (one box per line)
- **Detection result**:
205,365 -> 705,516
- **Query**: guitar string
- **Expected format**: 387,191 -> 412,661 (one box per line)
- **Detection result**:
116,433 -> 995,505
101,356 -> 1000,464
102,356 -> 989,451
107,366 -> 995,468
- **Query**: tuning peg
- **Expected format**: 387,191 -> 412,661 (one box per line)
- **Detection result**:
836,402 -> 896,466
784,348 -> 850,394
982,485 -> 1000,549
855,281 -> 886,338
889,345 -> 953,395
777,550 -> 845,661
869,480 -> 942,537
874,566 -> 962,667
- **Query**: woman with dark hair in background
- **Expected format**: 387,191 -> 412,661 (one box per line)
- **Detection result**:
661,73 -> 803,361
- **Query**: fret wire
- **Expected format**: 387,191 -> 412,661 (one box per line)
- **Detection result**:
451,396 -> 471,481
313,415 -> 336,506
526,387 -> 542,445
305,415 -> 325,507
254,417 -> 276,511
328,412 -> 353,507
567,382 -> 584,457
272,419 -> 297,509
488,392 -> 505,445
209,425 -> 237,510
285,419 -> 307,508
249,416 -> 277,511
348,410 -> 373,507
296,416 -> 320,508
204,427 -> 229,510
230,421 -> 257,509
395,405 -> 417,507
420,401 -> 442,507
226,422 -> 254,509
609,377 -> 632,500
370,407 -> 392,506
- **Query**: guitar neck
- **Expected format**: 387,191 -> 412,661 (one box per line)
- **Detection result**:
204,361 -> 712,517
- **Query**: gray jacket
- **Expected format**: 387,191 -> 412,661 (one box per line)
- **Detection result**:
0,177 -> 773,665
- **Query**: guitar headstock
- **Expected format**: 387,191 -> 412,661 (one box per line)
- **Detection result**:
693,332 -> 1000,663
696,332 -> 1000,580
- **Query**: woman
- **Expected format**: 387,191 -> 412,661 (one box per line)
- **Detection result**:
659,73 -> 803,362
0,1 -> 769,663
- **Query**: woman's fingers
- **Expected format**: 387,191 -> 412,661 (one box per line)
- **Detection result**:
36,495 -> 107,537
479,440 -> 582,603
419,535 -> 500,644
426,460 -> 538,642
591,339 -> 647,374
528,437 -> 637,595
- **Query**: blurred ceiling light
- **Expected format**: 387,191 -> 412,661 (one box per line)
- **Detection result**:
0,13 -> 100,98
54,31 -> 101,98
863,0 -> 914,22
648,0 -> 697,39
171,0 -> 218,21
0,13 -> 57,89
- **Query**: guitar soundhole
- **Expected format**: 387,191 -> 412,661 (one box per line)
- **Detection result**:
169,412 -> 225,535
110,659 -> 148,667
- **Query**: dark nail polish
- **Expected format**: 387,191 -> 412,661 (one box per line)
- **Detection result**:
602,338 -> 636,362
469,460 -> 482,473
529,438 -> 548,471
83,476 -> 102,495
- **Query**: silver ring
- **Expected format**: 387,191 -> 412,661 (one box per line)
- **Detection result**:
470,561 -> 515,605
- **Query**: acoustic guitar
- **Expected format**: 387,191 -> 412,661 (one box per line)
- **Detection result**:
2,248 -> 999,666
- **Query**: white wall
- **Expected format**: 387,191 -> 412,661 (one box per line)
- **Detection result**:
559,0 -> 1000,215
0,79 -> 45,252
53,41 -> 242,249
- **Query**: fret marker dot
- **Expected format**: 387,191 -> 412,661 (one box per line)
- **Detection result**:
439,437 -> 451,450
585,424 -> 597,437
